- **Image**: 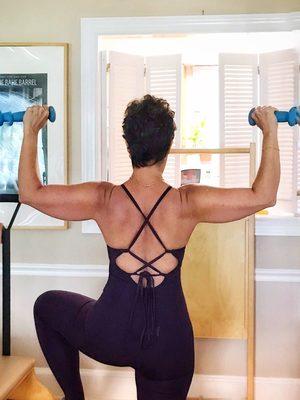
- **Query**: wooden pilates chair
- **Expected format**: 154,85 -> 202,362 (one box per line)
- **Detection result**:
0,355 -> 61,400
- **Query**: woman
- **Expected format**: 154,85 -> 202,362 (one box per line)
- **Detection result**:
18,95 -> 280,400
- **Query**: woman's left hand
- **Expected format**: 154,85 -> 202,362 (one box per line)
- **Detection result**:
23,104 -> 49,134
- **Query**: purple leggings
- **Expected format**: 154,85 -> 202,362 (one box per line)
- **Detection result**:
33,185 -> 195,399
34,280 -> 194,399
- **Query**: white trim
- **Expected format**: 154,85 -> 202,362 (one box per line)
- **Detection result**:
81,20 -> 101,234
82,219 -> 100,234
2,262 -> 300,282
36,366 -> 300,400
255,215 -> 300,236
81,13 -> 300,35
256,268 -> 300,283
81,12 -> 300,234
0,263 -> 108,277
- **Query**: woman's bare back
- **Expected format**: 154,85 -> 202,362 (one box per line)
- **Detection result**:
94,182 -> 197,286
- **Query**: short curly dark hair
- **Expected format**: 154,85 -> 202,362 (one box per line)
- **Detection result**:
122,94 -> 176,168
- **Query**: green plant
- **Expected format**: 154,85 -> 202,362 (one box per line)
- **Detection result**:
184,118 -> 206,147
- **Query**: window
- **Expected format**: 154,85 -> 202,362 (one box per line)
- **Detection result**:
102,47 -> 299,219
101,51 -> 182,187
220,49 -> 299,217
259,50 -> 299,217
182,65 -> 220,187
80,18 -> 300,235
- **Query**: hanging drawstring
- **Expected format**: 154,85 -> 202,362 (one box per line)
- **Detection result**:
128,270 -> 158,349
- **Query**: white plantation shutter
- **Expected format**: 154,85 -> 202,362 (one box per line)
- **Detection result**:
297,48 -> 300,216
219,54 -> 258,188
259,49 -> 299,215
145,54 -> 182,187
298,145 -> 300,215
99,51 -> 108,181
108,51 -> 144,184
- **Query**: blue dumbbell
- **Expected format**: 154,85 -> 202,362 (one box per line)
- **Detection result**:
248,106 -> 300,127
0,105 -> 56,127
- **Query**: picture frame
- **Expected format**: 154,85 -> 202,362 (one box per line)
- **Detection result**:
180,168 -> 201,185
0,42 -> 68,229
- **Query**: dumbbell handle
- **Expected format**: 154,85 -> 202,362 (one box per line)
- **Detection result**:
0,105 -> 56,126
248,106 -> 299,127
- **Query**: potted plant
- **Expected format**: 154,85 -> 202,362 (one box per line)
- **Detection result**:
189,118 -> 211,163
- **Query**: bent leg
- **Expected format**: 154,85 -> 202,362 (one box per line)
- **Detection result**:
135,369 -> 194,400
33,290 -> 95,400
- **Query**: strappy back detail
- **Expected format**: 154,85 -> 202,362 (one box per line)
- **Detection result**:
108,182 -> 185,282
106,183 -> 185,349
121,182 -> 173,258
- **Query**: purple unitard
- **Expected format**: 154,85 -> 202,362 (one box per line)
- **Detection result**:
33,184 -> 195,399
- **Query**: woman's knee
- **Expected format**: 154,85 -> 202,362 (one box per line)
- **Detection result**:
33,290 -> 59,318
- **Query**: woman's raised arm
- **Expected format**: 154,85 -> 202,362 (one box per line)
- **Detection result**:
180,106 -> 280,224
18,105 -> 109,221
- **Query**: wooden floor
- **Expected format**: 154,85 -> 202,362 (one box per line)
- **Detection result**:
0,355 -> 56,400
0,356 -> 241,400
189,397 -> 246,400
0,355 -> 34,400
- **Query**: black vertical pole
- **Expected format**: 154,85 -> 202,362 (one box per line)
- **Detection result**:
1,201 -> 21,356
2,226 -> 11,355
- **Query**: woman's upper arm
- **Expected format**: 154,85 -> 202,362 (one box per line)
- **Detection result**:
19,181 -> 112,221
180,184 -> 275,223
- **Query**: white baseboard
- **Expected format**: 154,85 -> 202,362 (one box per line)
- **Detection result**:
35,366 -> 300,400
2,262 -> 300,283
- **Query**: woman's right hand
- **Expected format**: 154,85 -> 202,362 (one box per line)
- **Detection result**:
251,106 -> 278,135
23,105 -> 49,135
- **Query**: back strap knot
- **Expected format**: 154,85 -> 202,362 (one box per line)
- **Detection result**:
128,270 -> 158,349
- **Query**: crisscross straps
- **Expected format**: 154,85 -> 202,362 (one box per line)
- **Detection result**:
121,183 -> 172,251
121,183 -> 172,349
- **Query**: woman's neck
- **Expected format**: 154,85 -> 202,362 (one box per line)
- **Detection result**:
129,165 -> 166,188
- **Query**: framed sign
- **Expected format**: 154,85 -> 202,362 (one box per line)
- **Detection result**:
0,43 -> 68,229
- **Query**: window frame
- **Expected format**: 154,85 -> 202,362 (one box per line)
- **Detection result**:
81,12 -> 300,235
